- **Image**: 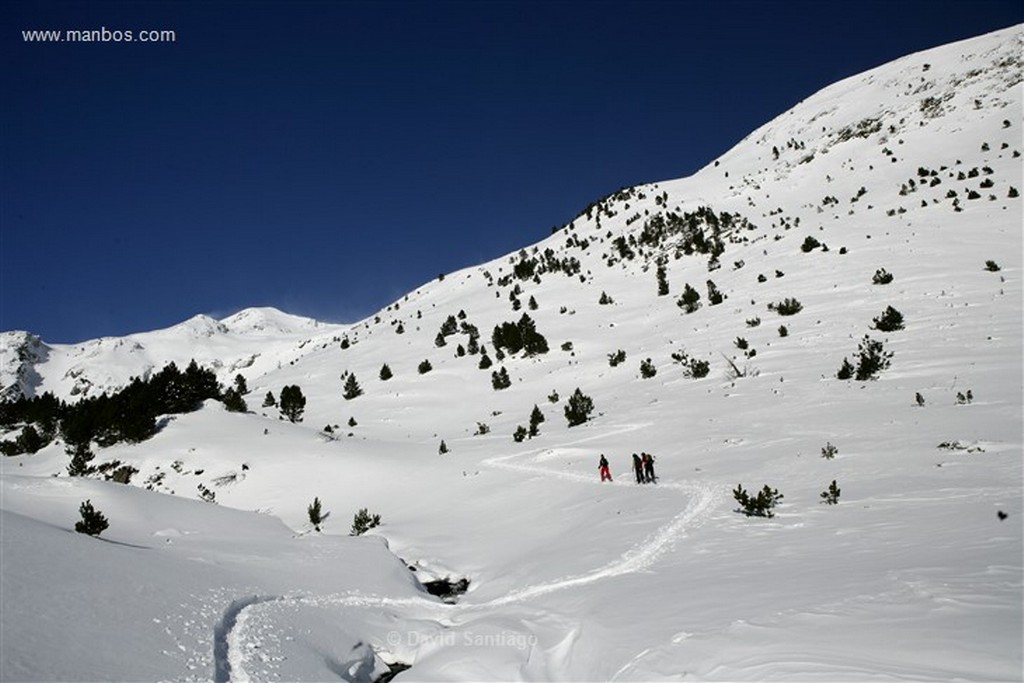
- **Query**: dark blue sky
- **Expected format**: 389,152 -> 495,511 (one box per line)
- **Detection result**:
2,1 -> 1020,342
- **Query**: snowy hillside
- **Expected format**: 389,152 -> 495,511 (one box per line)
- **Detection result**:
2,26 -> 1022,682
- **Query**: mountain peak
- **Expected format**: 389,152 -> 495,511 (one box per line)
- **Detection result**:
219,307 -> 331,336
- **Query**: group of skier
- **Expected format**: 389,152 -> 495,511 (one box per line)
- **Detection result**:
597,452 -> 657,484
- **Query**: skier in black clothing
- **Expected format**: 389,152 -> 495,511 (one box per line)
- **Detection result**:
632,453 -> 644,484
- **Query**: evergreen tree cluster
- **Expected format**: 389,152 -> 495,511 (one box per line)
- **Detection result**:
1,360 -> 223,455
491,314 -> 549,357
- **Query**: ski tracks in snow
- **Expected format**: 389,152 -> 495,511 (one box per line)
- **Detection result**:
216,439 -> 721,681
478,445 -> 720,608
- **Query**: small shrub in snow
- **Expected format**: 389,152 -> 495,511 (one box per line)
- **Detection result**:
491,367 -> 511,390
262,391 -> 276,408
513,425 -> 527,443
75,499 -> 109,536
733,484 -> 783,518
706,280 -> 725,306
438,440 -> 449,455
548,390 -> 559,403
872,268 -> 894,285
984,260 -> 1001,272
778,325 -> 789,337
820,480 -> 841,505
639,358 -> 657,379
801,236 -> 821,252
677,284 -> 701,313
836,357 -> 855,380
418,359 -> 433,374
768,297 -> 803,316
672,350 -> 710,379
608,349 -> 626,367
746,316 -> 761,328
956,390 -> 974,405
528,405 -> 545,437
564,388 -> 594,427
872,306 -> 905,332
350,508 -> 381,536
308,496 -> 324,531
735,337 -> 749,350
598,291 -> 614,305
854,335 -> 893,381
379,364 -> 393,381
656,263 -> 669,296
474,422 -> 490,435
821,442 -> 838,459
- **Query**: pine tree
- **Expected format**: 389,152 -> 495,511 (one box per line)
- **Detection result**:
656,262 -> 669,296
872,306 -> 905,332
379,364 -> 393,381
678,284 -> 701,313
418,359 -> 432,374
350,508 -> 381,536
854,336 -> 893,381
491,367 -> 511,390
280,385 -> 307,422
836,357 -> 855,380
528,404 -> 545,437
74,499 -> 109,536
343,374 -> 363,400
564,388 -> 594,427
820,480 -> 841,505
233,374 -> 248,395
67,444 -> 95,477
706,279 -> 725,306
262,391 -> 276,408
308,496 -> 324,531
222,387 -> 248,413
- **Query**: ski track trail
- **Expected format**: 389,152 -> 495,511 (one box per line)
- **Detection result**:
217,431 -> 723,681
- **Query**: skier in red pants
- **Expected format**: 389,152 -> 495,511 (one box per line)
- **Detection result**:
599,454 -> 613,482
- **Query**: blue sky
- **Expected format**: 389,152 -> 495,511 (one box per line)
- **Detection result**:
2,1 -> 1021,342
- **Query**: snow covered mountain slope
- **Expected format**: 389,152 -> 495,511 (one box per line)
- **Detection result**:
2,25 -> 1021,682
0,307 -> 345,400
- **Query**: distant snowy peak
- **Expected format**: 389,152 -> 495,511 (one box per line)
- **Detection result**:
169,314 -> 229,339
0,308 -> 345,402
219,307 -> 335,337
